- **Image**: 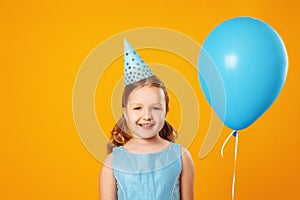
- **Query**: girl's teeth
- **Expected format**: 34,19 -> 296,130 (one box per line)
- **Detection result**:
140,124 -> 151,127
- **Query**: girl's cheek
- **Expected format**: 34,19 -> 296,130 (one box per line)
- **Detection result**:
130,113 -> 141,120
154,113 -> 165,120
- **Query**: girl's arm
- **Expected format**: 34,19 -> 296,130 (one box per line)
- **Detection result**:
100,153 -> 117,200
180,148 -> 195,200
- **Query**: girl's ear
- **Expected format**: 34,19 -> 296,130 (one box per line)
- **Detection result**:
122,108 -> 127,120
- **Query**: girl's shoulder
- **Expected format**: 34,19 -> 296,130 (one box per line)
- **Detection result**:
103,152 -> 114,168
181,145 -> 190,155
181,146 -> 193,159
180,146 -> 194,170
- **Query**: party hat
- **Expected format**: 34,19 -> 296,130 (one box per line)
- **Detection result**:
123,39 -> 154,85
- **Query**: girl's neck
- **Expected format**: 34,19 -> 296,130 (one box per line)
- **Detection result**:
124,135 -> 170,154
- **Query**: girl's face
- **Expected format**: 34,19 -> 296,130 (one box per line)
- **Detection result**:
124,85 -> 166,139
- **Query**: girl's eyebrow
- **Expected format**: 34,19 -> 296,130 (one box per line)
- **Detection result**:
130,103 -> 142,106
130,103 -> 163,106
129,103 -> 142,107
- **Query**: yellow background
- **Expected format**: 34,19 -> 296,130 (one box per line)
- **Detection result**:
1,0 -> 299,199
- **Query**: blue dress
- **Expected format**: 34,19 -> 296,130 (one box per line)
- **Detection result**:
113,143 -> 182,200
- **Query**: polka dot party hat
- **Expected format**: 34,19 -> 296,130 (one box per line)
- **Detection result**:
124,39 -> 154,85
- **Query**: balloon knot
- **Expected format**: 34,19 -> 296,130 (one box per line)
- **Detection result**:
232,130 -> 238,137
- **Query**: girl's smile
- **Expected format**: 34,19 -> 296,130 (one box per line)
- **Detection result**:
139,123 -> 154,129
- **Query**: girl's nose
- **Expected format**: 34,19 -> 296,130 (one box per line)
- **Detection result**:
143,109 -> 152,120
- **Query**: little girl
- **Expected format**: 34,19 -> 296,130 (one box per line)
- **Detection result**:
100,39 -> 194,200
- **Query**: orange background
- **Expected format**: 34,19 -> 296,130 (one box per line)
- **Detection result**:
1,0 -> 299,199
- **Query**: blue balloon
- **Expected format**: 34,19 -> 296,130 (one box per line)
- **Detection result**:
198,17 -> 288,130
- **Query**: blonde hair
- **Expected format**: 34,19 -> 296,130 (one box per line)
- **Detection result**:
107,75 -> 177,153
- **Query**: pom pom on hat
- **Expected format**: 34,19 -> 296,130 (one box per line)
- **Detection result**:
123,39 -> 154,85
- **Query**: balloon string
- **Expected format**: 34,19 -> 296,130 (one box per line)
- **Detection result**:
221,130 -> 237,157
220,130 -> 238,200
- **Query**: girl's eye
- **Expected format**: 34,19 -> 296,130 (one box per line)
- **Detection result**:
153,107 -> 161,110
133,107 -> 141,110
